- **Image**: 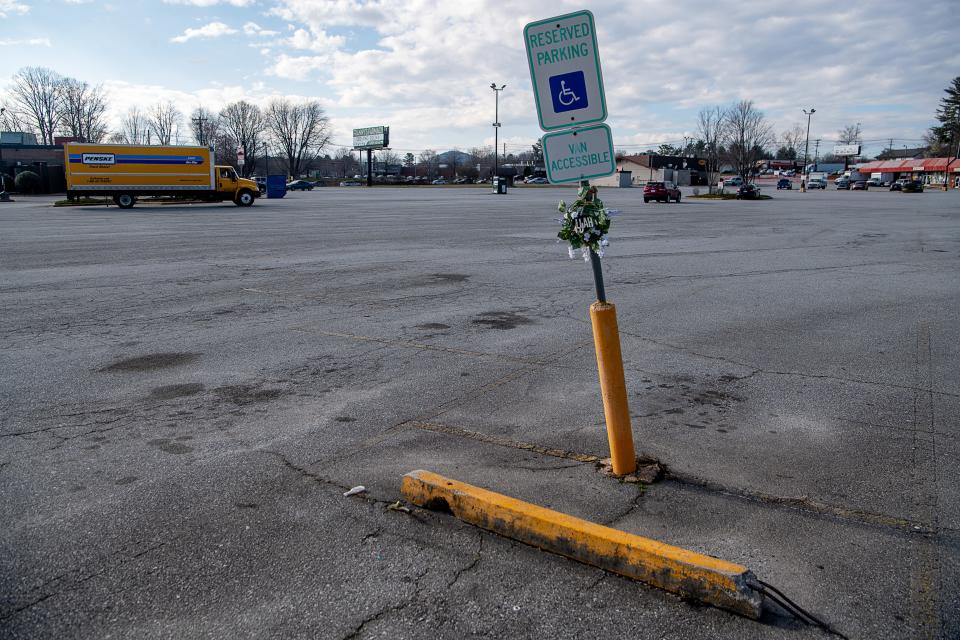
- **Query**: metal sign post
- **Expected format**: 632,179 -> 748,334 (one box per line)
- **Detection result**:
524,9 -> 635,476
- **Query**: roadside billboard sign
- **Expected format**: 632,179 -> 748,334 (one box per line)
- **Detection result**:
833,144 -> 861,156
524,10 -> 607,131
542,123 -> 615,183
353,126 -> 390,150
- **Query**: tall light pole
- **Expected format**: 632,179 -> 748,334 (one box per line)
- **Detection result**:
490,83 -> 505,178
802,108 -> 816,175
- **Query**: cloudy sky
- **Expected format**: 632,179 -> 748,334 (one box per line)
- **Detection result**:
4,0 -> 959,157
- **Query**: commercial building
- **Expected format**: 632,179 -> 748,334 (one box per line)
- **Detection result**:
0,135 -> 66,193
615,154 -> 708,186
855,157 -> 960,188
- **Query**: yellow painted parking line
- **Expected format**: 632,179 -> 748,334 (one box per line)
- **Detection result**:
401,469 -> 763,618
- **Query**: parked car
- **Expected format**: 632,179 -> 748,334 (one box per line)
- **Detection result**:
807,178 -> 827,189
736,184 -> 759,199
776,178 -> 792,190
901,180 -> 924,193
525,176 -> 549,184
723,176 -> 744,187
851,180 -> 868,190
835,178 -> 850,190
286,180 -> 313,191
889,179 -> 909,191
431,178 -> 448,185
339,181 -> 361,186
253,176 -> 267,192
866,178 -> 881,187
643,181 -> 681,203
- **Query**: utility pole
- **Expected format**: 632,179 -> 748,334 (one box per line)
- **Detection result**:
802,107 -> 816,175
490,83 -> 505,179
813,139 -> 821,170
192,113 -> 207,146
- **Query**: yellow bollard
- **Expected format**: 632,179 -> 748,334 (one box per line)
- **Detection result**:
590,301 -> 636,475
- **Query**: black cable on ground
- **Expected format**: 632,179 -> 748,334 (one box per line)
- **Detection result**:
749,578 -> 849,639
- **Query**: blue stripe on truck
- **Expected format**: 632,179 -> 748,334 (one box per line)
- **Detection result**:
68,154 -> 205,165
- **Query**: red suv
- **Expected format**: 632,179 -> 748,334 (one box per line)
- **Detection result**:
643,181 -> 681,203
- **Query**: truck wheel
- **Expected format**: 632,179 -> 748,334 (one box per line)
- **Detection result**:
235,190 -> 255,207
114,193 -> 135,209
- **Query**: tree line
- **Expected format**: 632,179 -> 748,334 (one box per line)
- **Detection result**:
2,66 -> 331,178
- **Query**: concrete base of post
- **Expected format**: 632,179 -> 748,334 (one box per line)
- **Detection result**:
589,301 -> 636,476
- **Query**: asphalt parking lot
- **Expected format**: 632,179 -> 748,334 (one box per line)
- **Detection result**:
1,185 -> 959,639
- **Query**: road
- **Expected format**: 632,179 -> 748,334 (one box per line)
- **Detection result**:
1,185 -> 958,639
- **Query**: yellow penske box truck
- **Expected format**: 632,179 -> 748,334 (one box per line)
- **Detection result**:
64,143 -> 260,208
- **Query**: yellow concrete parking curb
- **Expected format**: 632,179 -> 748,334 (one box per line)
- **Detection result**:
401,469 -> 763,618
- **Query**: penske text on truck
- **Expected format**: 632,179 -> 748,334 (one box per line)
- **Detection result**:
63,143 -> 260,208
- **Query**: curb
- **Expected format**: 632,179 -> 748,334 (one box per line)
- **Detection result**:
401,469 -> 763,618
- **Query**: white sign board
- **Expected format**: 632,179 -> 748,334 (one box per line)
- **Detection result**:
353,126 -> 389,150
236,146 -> 245,166
542,123 -> 616,184
833,144 -> 861,156
524,10 -> 607,132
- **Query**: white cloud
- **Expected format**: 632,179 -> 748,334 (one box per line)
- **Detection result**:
0,0 -> 28,17
243,22 -> 279,37
0,37 -> 51,46
171,21 -> 237,43
164,0 -> 252,6
261,0 -> 960,152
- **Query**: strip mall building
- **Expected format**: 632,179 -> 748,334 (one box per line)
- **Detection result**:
855,157 -> 960,188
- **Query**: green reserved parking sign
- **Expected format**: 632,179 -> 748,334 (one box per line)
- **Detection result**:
524,10 -> 608,132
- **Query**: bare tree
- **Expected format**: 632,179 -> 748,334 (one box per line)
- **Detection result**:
220,100 -> 265,177
418,149 -> 438,178
9,67 -> 63,144
0,99 -> 30,132
189,106 -> 220,147
114,106 -> 150,145
211,131 -> 237,167
148,101 -> 182,145
837,124 -> 860,144
265,98 -> 330,178
58,78 -> 109,143
334,146 -> 358,178
696,105 -> 724,185
777,124 -> 806,160
721,100 -> 774,179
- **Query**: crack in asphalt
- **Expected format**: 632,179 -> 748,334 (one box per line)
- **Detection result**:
0,541 -> 166,622
446,532 -> 483,589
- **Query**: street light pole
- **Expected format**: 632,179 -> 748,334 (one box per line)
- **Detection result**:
490,83 -> 505,179
802,108 -> 816,175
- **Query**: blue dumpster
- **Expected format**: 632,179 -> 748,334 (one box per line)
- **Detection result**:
266,175 -> 287,199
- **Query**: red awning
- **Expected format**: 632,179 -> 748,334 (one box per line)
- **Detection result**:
857,158 -> 957,173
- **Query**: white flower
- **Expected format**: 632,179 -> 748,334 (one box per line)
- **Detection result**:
583,232 -> 590,241
568,246 -> 576,259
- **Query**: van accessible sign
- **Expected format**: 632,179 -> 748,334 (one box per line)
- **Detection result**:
542,124 -> 615,183
524,10 -> 607,131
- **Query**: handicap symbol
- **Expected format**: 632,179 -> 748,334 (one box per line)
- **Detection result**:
549,71 -> 589,114
557,80 -> 580,106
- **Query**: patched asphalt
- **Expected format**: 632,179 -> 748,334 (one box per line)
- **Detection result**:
1,185 -> 958,639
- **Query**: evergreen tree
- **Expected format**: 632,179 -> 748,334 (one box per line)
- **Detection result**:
929,76 -> 960,157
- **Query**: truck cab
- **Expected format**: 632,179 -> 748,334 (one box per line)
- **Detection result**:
216,166 -> 260,206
